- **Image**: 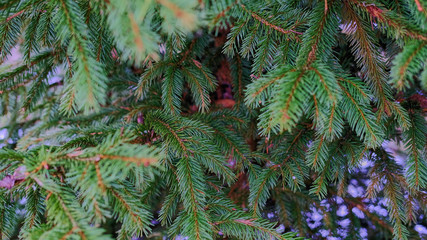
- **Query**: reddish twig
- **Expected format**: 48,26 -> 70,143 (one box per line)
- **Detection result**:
6,10 -> 25,22
239,4 -> 303,35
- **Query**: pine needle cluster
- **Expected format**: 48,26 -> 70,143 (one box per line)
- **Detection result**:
0,0 -> 426,239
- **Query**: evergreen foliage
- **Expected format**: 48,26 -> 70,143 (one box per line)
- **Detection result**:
0,0 -> 426,239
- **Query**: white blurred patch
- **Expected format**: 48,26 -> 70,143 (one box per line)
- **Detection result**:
352,207 -> 365,219
415,225 -> 427,235
337,205 -> 348,217
0,129 -> 7,140
360,228 -> 368,238
347,184 -> 364,197
4,46 -> 22,64
338,219 -> 351,228
276,224 -> 285,233
326,237 -> 340,240
319,229 -> 330,237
